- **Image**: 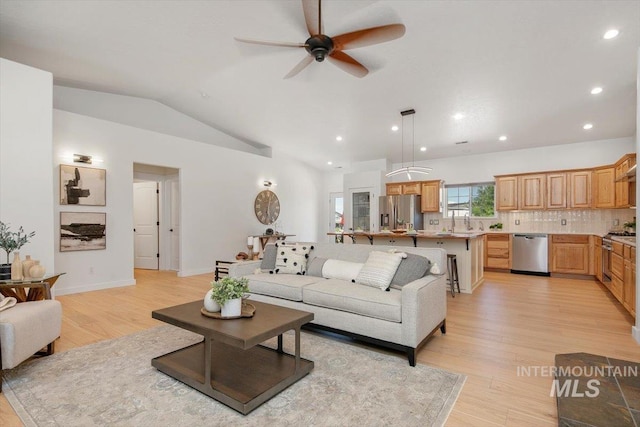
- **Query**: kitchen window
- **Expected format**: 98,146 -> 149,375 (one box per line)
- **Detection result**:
443,183 -> 496,218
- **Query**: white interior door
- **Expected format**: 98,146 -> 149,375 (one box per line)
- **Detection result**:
134,181 -> 159,269
167,177 -> 180,271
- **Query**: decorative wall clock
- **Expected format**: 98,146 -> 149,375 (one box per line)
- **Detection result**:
254,190 -> 280,225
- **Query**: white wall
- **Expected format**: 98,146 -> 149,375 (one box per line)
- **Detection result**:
0,59 -> 55,273
388,137 -> 635,185
53,109 -> 323,295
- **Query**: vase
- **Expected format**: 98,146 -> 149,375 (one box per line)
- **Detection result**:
203,289 -> 221,312
221,298 -> 242,317
22,255 -> 35,279
11,252 -> 23,280
0,264 -> 10,280
29,261 -> 45,279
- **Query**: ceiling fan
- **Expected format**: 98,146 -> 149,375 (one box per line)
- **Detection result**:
235,0 -> 406,78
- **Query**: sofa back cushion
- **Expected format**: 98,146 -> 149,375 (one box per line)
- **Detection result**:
390,253 -> 432,289
307,257 -> 327,277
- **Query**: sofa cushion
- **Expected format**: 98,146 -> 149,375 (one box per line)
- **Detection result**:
302,279 -> 402,323
246,273 -> 322,301
356,251 -> 404,290
390,253 -> 432,290
322,259 -> 363,281
307,257 -> 327,277
260,244 -> 277,270
274,243 -> 313,275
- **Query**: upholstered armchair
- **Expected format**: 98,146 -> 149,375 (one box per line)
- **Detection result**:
0,282 -> 62,392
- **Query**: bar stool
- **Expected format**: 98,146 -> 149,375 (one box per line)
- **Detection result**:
447,254 -> 461,297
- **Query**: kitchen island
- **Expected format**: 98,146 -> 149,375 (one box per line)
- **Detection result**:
328,231 -> 484,294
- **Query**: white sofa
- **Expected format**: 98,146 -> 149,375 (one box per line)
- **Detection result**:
228,242 -> 447,366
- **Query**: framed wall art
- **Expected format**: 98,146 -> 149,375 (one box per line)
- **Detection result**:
60,165 -> 106,206
60,212 -> 106,252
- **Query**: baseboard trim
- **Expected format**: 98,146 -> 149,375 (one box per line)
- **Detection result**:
54,279 -> 135,296
633,326 -> 640,344
177,268 -> 213,277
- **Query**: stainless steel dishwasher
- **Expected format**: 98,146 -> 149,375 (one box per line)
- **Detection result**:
511,234 -> 550,276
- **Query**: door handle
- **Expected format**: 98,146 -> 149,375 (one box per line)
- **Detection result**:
170,229 -> 174,232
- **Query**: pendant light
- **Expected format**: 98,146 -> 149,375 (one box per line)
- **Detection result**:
385,108 -> 432,180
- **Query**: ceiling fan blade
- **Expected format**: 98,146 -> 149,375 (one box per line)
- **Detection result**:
332,24 -> 406,50
234,37 -> 306,48
327,51 -> 368,78
302,0 -> 323,35
284,55 -> 314,79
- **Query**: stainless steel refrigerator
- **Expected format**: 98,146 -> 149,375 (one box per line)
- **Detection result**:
379,195 -> 423,231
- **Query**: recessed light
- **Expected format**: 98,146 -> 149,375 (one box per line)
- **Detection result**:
453,113 -> 465,120
603,29 -> 619,40
499,135 -> 507,141
590,87 -> 603,95
336,136 -> 343,141
583,123 -> 593,130
420,147 -> 427,152
327,161 -> 333,165
391,125 -> 399,132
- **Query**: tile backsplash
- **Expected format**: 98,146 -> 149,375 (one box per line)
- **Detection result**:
422,209 -> 635,235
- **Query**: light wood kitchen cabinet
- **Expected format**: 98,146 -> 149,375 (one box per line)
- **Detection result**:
386,183 -> 403,195
485,233 -> 511,270
623,245 -> 636,317
402,182 -> 422,195
519,174 -> 546,210
495,176 -> 518,211
550,234 -> 591,275
594,236 -> 603,283
568,170 -> 592,209
615,154 -> 636,208
611,241 -> 624,280
420,180 -> 441,212
546,173 -> 567,209
593,167 -> 616,208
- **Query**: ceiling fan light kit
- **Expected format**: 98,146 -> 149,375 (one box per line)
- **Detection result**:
386,109 -> 433,180
235,0 -> 405,78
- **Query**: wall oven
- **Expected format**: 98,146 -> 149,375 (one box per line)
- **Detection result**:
602,237 -> 612,283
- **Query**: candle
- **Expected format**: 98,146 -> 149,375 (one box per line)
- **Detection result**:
253,237 -> 260,252
247,236 -> 253,246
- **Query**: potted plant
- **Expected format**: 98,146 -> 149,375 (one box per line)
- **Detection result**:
210,277 -> 250,317
624,220 -> 636,233
0,222 -> 35,280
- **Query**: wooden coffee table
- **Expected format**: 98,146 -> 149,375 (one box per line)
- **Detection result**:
151,300 -> 314,415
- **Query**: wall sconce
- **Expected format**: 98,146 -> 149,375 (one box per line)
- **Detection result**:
73,154 -> 93,164
263,180 -> 273,187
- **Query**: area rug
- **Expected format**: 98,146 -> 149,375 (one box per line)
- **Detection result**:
4,325 -> 465,426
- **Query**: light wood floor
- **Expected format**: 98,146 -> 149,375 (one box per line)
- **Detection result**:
1,270 -> 638,426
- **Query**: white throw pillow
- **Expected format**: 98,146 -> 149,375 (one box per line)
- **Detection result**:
356,251 -> 405,290
322,259 -> 364,281
274,243 -> 313,275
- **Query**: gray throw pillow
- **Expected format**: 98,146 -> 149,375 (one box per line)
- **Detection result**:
390,253 -> 431,290
260,244 -> 277,270
307,257 -> 327,277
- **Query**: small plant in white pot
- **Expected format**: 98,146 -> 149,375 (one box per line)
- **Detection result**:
210,277 -> 250,317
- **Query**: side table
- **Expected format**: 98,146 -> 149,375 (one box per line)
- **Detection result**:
0,273 -> 65,302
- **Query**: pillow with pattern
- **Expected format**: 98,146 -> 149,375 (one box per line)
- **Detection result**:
273,243 -> 314,275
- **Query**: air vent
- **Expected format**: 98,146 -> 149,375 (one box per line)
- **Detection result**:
455,141 -> 469,145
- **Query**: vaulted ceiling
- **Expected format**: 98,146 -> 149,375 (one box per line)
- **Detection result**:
1,1 -> 638,170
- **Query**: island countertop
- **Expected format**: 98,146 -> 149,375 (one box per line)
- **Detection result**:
327,231 -> 485,240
